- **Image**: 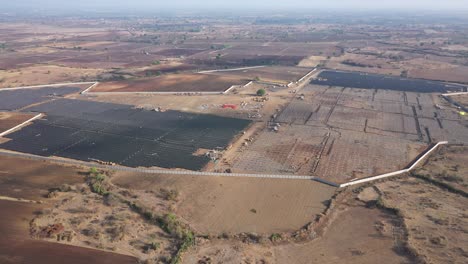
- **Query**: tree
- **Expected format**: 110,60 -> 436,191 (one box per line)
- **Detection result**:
256,89 -> 266,96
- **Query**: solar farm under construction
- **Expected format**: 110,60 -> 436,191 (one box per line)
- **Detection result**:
1,10 -> 467,264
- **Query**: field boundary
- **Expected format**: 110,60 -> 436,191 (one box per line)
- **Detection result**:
0,82 -> 97,91
81,82 -> 246,95
198,66 -> 266,73
0,113 -> 44,137
339,141 -> 448,187
441,91 -> 468,96
80,82 -> 100,94
81,90 -> 227,95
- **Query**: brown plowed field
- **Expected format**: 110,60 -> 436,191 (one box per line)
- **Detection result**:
0,112 -> 36,133
154,48 -> 206,57
135,63 -> 198,77
410,66 -> 468,84
92,73 -> 248,93
204,66 -> 313,85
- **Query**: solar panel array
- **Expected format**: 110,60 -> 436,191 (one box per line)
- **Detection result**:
311,70 -> 465,93
0,86 -> 81,110
1,99 -> 251,170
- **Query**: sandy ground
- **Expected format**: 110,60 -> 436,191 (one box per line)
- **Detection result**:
112,172 -> 336,235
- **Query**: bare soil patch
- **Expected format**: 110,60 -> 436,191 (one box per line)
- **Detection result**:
0,156 -> 85,200
410,66 -> 468,84
183,190 -> 413,264
92,73 -> 248,93
112,172 -> 336,235
274,205 -> 411,264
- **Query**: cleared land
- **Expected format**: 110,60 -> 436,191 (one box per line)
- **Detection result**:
227,84 -> 468,183
184,144 -> 468,264
182,186 -> 414,264
112,172 -> 336,234
91,74 -> 249,93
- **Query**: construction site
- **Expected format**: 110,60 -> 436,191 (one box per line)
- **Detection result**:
0,9 -> 467,264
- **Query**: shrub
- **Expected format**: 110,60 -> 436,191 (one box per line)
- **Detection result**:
270,233 -> 282,242
89,167 -> 99,175
256,89 -> 266,96
160,188 -> 179,201
442,174 -> 463,183
147,241 -> 160,251
87,169 -> 108,195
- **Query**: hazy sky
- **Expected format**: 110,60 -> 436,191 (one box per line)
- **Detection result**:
4,0 -> 468,11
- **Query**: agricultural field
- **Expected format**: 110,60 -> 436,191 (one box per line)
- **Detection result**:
90,73 -> 249,93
